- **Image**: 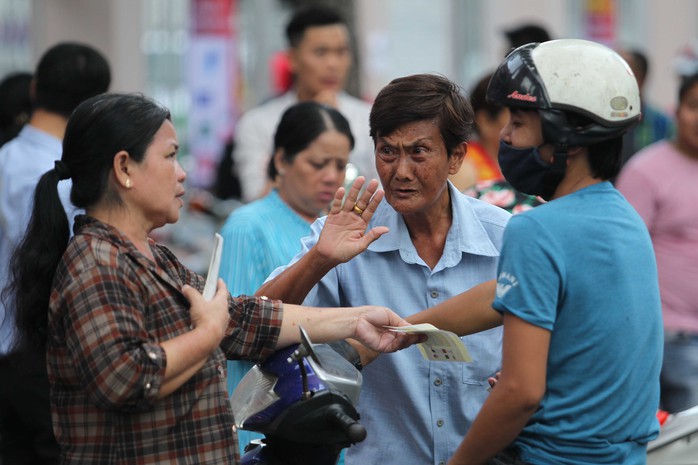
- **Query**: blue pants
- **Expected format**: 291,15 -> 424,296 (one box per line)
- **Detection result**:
660,331 -> 698,413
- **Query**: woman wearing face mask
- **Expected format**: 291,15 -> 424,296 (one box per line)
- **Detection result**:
453,72 -> 541,214
410,40 -> 663,465
218,101 -> 353,455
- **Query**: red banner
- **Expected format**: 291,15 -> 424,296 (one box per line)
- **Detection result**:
192,0 -> 234,36
583,0 -> 616,46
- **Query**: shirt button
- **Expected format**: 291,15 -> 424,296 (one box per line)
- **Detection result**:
145,382 -> 152,390
439,462 -> 445,465
148,351 -> 157,360
217,365 -> 225,376
436,419 -> 444,427
434,378 -> 442,386
430,291 -> 439,298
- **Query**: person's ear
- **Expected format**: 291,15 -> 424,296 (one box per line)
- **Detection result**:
566,146 -> 585,158
448,142 -> 467,175
273,149 -> 288,177
113,150 -> 134,189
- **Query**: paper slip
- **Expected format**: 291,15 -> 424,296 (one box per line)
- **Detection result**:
202,233 -> 223,301
386,323 -> 472,362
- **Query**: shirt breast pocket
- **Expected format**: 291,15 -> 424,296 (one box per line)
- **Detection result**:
461,327 -> 503,385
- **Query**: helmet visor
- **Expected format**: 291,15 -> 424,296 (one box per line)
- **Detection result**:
486,44 -> 551,111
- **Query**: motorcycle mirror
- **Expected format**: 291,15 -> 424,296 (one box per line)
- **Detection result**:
287,326 -> 324,401
288,326 -> 322,367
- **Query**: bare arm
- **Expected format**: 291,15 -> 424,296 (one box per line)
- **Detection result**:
447,313 -> 550,465
353,280 -> 503,367
277,304 -> 421,353
255,246 -> 338,304
160,279 -> 421,399
408,279 -> 502,335
256,177 -> 388,303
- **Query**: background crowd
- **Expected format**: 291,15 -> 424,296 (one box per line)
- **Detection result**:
1,1 -> 698,465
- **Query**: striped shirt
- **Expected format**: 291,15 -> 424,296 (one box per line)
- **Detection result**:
47,215 -> 283,464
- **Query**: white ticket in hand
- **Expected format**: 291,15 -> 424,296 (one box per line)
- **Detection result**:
386,323 -> 472,362
202,233 -> 223,301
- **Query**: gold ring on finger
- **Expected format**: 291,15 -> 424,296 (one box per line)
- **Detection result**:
352,204 -> 365,216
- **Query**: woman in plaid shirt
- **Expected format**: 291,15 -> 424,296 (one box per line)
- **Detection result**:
5,93 -> 415,465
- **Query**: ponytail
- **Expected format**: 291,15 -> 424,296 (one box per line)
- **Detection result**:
5,166 -> 70,351
4,92 -> 171,351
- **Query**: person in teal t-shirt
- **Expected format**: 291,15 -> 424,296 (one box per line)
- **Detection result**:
219,101 -> 354,457
411,39 -> 663,465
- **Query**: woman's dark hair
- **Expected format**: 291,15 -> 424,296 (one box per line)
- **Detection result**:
4,93 -> 170,351
587,136 -> 623,180
565,112 -> 623,180
470,72 -> 503,119
678,73 -> 698,104
469,72 -> 506,136
369,73 -> 474,156
267,101 -> 354,180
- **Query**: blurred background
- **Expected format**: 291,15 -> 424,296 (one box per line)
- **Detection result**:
2,0 -> 697,271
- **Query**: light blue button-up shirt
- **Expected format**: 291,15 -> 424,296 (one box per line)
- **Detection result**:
0,125 -> 75,354
267,182 -> 510,465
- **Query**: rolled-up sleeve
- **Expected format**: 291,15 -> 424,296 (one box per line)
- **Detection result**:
221,295 -> 283,361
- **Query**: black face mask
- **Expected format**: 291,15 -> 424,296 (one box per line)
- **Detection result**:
497,141 -> 567,201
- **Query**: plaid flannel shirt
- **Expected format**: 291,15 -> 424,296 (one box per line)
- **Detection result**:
47,215 -> 282,464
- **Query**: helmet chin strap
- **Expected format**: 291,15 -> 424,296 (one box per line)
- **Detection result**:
539,146 -> 568,201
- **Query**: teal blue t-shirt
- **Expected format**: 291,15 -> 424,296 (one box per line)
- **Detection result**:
493,182 -> 663,465
219,189 -> 311,456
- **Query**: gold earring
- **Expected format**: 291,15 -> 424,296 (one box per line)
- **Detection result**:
125,178 -> 132,189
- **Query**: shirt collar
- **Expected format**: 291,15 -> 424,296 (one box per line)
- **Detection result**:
74,215 -> 182,288
366,182 -> 501,262
74,215 -> 159,264
268,188 -> 313,227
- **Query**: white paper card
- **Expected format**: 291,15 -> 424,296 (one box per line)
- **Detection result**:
386,323 -> 472,362
202,233 -> 223,301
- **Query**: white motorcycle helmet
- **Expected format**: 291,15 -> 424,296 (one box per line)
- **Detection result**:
487,39 -> 641,147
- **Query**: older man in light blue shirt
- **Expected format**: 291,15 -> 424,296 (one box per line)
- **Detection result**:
259,74 -> 511,465
267,183 -> 507,464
